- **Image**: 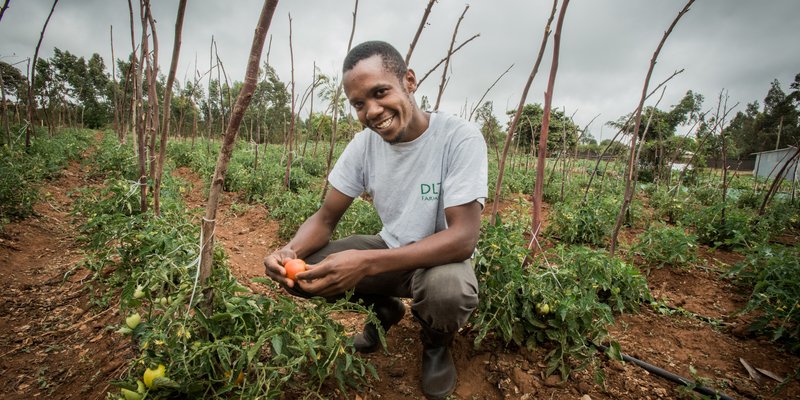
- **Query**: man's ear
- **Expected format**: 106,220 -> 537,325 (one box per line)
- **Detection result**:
404,69 -> 418,94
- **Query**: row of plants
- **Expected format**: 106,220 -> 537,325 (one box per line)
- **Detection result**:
0,127 -> 93,229
70,135 -> 377,399
472,212 -> 651,380
170,135 -> 800,379
3,128 -> 795,396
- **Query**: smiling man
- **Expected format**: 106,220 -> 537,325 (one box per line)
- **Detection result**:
264,40 -> 488,399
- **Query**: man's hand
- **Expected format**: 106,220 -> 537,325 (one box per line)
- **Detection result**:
296,249 -> 368,297
263,248 -> 299,288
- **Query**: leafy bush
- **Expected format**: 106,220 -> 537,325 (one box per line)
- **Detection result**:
632,223 -> 698,269
268,188 -> 320,240
168,139 -> 217,179
73,170 -> 374,398
545,198 -> 617,246
685,203 -> 757,249
473,216 -> 650,378
334,197 -> 382,239
735,189 -> 763,210
86,133 -> 139,179
689,184 -> 720,207
0,129 -> 92,227
755,199 -> 800,240
647,187 -> 695,224
728,245 -> 800,351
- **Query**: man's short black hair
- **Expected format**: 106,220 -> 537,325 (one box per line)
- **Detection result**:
343,40 -> 407,81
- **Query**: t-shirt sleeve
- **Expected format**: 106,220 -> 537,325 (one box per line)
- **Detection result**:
443,128 -> 488,210
327,133 -> 366,199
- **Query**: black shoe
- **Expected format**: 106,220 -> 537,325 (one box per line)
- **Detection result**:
418,317 -> 457,399
352,296 -> 405,353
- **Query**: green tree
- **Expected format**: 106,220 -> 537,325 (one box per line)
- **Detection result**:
727,76 -> 800,156
46,48 -> 111,128
507,103 -> 578,152
0,62 -> 26,101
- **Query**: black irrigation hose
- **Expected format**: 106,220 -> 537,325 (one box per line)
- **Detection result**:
592,342 -> 736,400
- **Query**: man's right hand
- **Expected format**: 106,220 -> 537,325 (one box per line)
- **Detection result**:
263,248 -> 298,288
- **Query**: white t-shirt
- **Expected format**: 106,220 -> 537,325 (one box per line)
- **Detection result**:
328,112 -> 488,248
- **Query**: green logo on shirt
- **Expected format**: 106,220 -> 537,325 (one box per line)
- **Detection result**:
420,182 -> 440,201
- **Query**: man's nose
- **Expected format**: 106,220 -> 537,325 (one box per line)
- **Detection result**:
365,101 -> 383,120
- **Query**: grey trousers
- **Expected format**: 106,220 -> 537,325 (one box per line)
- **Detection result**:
290,234 -> 479,333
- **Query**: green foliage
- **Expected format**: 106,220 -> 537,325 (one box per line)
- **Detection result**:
735,189 -> 763,210
728,245 -> 800,351
268,189 -> 320,240
167,139 -> 217,179
685,203 -> 757,249
507,103 -> 579,151
85,133 -> 139,179
73,169 -> 373,398
755,199 -> 800,240
0,128 -> 92,227
647,187 -> 694,224
473,216 -> 650,378
545,198 -> 617,246
633,223 -> 698,269
334,197 -> 382,239
688,184 -> 720,207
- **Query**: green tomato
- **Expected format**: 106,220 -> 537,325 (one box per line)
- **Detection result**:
125,313 -> 141,329
121,388 -> 141,400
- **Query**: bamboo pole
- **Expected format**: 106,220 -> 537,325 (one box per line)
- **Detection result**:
154,0 -> 188,217
610,0 -> 695,255
489,0 -> 557,225
198,0 -> 279,304
532,0 -> 570,249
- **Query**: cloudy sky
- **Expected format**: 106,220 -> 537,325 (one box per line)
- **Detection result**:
2,0 -> 798,141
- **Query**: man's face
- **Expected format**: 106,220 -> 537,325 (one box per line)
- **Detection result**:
343,55 -> 421,144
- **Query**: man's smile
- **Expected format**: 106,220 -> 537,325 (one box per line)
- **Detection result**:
374,114 -> 395,130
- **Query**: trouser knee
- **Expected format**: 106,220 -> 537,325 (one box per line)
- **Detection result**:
411,260 -> 479,333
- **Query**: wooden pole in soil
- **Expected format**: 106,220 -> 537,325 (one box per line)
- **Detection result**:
144,1 -> 160,190
489,0 -> 557,225
110,25 -> 121,140
199,0 -> 279,305
154,0 -> 188,217
283,13 -> 296,189
0,68 -> 9,145
321,0 -> 358,201
609,0 -> 694,256
130,0 -> 148,212
532,0 -> 569,251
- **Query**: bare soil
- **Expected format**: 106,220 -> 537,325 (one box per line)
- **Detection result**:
1,152 -> 798,399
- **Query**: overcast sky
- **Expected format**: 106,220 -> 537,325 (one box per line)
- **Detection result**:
2,0 -> 798,141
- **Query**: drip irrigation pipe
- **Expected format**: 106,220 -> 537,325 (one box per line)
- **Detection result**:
592,342 -> 735,400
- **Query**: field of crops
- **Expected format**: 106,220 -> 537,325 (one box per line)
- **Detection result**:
1,128 -> 798,399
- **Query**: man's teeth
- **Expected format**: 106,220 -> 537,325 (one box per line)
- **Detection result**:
375,116 -> 393,129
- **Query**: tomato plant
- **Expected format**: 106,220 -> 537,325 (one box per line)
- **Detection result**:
633,223 -> 698,269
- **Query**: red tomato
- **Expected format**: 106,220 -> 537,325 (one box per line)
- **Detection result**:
283,258 -> 307,281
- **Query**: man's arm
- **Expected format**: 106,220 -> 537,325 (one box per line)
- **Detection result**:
263,188 -> 354,288
298,199 -> 482,297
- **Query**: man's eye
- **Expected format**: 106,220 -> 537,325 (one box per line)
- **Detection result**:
375,88 -> 387,96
